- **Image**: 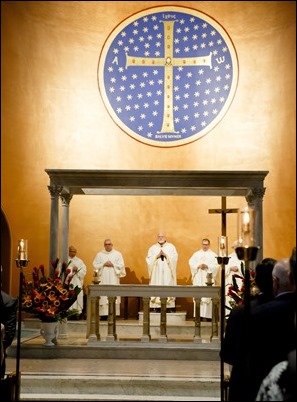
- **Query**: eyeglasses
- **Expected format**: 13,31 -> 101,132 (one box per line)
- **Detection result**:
104,243 -> 112,246
202,243 -> 209,246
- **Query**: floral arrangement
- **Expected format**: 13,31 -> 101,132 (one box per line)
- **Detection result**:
21,259 -> 81,322
226,263 -> 259,312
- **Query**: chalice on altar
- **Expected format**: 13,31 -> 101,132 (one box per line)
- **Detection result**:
205,271 -> 213,286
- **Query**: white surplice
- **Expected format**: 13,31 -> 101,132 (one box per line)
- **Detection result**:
225,251 -> 244,310
146,241 -> 178,309
66,255 -> 87,314
92,249 -> 126,316
189,248 -> 218,318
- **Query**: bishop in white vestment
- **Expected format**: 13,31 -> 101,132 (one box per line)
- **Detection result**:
146,232 -> 178,310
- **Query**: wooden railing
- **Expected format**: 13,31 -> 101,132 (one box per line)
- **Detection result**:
86,284 -> 221,344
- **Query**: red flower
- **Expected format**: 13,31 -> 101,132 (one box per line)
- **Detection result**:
226,265 -> 259,313
21,260 -> 81,322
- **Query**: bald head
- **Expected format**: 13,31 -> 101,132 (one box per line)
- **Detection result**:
272,258 -> 295,296
157,232 -> 167,245
68,245 -> 77,258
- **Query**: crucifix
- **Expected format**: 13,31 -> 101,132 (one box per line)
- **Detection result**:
208,196 -> 238,237
209,196 -> 238,402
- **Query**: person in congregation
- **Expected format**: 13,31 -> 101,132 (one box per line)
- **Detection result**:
93,239 -> 126,319
0,288 -> 18,378
221,256 -> 295,401
249,256 -> 295,401
221,257 -> 277,385
256,247 -> 296,401
146,232 -> 178,312
66,245 -> 87,319
189,238 -> 218,321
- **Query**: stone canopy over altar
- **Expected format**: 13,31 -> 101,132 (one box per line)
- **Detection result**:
45,169 -> 268,268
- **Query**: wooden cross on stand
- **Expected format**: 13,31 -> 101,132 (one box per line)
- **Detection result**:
208,196 -> 238,237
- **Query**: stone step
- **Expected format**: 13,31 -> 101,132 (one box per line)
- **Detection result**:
8,339 -> 220,361
18,373 -> 220,401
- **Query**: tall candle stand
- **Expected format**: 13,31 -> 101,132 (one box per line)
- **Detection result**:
15,240 -> 29,401
235,245 -> 259,402
216,255 -> 230,402
235,246 -> 259,316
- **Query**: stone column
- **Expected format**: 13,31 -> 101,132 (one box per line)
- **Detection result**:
87,290 -> 100,343
106,296 -> 117,342
60,193 -> 73,264
159,297 -> 168,343
210,298 -> 219,342
48,185 -> 62,276
246,187 -> 266,264
141,297 -> 151,342
193,297 -> 202,343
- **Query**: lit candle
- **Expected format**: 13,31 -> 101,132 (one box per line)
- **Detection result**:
243,210 -> 250,233
238,206 -> 255,247
218,236 -> 228,257
17,239 -> 28,261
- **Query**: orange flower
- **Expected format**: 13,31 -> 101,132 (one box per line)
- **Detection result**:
21,261 -> 81,322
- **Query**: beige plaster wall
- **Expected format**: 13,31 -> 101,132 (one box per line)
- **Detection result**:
1,1 -> 296,296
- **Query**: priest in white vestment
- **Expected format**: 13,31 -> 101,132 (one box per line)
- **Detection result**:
92,239 -> 126,317
189,238 -> 218,319
66,245 -> 87,316
146,232 -> 178,310
225,242 -> 244,311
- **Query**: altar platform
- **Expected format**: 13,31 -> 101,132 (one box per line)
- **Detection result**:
6,318 -> 221,401
7,317 -> 220,361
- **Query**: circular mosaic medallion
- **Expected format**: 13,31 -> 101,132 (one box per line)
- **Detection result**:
98,6 -> 238,147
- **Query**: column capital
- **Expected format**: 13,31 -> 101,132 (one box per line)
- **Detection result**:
60,193 -> 73,206
246,187 -> 266,205
47,185 -> 62,198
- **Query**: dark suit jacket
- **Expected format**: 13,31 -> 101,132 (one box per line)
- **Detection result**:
0,290 -> 18,378
221,292 -> 296,402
